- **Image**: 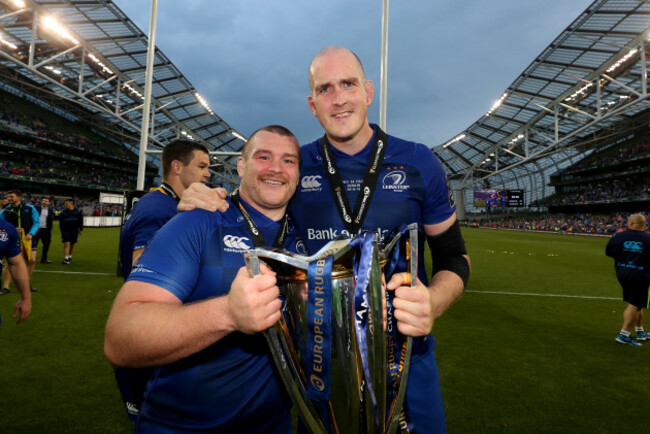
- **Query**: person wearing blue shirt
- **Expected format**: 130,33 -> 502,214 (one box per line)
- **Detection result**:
105,125 -> 301,433
0,219 -> 31,323
606,213 -> 650,346
58,199 -> 84,265
179,47 -> 470,433
0,190 -> 39,294
119,139 -> 212,279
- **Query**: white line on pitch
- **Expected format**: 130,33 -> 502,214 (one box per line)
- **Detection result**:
467,290 -> 617,300
34,270 -> 116,276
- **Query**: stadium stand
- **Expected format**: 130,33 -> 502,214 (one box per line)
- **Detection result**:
433,0 -> 650,223
531,128 -> 650,214
0,87 -> 157,198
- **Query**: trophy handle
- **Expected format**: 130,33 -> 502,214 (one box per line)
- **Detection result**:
385,224 -> 417,434
246,252 -> 328,434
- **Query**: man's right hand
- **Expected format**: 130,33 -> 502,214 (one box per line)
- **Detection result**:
227,265 -> 282,334
178,183 -> 229,213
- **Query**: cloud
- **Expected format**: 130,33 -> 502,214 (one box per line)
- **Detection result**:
114,0 -> 593,146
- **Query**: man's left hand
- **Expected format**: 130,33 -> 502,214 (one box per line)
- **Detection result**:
13,299 -> 31,324
25,234 -> 32,241
386,272 -> 434,336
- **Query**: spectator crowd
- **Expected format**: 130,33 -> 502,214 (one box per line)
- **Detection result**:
467,212 -> 641,235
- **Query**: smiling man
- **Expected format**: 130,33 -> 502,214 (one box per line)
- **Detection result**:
288,46 -> 470,432
177,47 -> 470,433
105,125 -> 301,433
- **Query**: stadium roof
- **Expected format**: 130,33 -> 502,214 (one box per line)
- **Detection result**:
0,0 -> 245,184
436,0 -> 650,200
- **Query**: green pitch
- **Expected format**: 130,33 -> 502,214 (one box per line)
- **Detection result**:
0,226 -> 646,432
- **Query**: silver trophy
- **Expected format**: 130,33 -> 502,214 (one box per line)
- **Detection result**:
246,224 -> 419,434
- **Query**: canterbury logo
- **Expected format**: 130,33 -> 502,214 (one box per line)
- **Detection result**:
301,175 -> 322,189
223,235 -> 251,250
624,241 -> 643,252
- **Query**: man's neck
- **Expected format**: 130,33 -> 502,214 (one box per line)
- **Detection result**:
163,178 -> 184,198
326,122 -> 374,156
237,190 -> 286,222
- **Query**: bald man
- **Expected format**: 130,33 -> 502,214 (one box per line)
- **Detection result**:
606,213 -> 650,346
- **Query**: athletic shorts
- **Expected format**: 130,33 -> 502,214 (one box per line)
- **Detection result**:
61,230 -> 78,244
404,336 -> 446,433
618,276 -> 650,308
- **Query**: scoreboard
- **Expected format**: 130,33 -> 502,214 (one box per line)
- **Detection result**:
473,189 -> 525,208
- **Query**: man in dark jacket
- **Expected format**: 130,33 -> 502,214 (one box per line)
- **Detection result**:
606,213 -> 650,346
33,197 -> 54,265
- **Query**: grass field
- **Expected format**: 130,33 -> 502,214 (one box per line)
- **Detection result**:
1,225 -> 647,433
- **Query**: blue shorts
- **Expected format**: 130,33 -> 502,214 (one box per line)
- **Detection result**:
61,230 -> 78,244
404,336 -> 446,433
618,276 -> 650,308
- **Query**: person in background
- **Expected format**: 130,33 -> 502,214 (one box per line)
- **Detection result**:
0,218 -> 31,322
606,213 -> 650,346
0,190 -> 39,294
119,139 -> 212,279
33,197 -> 54,265
59,199 -> 83,265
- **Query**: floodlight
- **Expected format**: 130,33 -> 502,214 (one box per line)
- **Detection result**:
486,93 -> 507,116
443,133 -> 466,148
606,49 -> 638,74
41,16 -> 79,45
44,65 -> 62,75
195,92 -> 214,115
231,130 -> 247,142
0,36 -> 17,50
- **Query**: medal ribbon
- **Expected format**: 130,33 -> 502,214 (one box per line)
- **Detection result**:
383,225 -> 415,433
305,255 -> 333,401
230,190 -> 288,248
157,182 -> 180,202
350,232 -> 380,431
319,126 -> 388,234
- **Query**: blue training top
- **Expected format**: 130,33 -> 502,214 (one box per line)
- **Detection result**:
127,197 -> 298,433
606,229 -> 650,280
120,189 -> 178,279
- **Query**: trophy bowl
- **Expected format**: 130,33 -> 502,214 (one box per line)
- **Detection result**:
246,225 -> 418,433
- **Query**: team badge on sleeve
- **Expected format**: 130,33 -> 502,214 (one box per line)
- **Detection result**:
447,179 -> 456,207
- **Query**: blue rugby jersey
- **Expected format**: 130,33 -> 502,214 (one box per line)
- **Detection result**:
127,197 -> 297,433
0,219 -> 21,261
119,190 -> 178,279
289,123 -> 455,287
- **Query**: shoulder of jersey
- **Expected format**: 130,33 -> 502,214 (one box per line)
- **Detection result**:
299,140 -> 321,163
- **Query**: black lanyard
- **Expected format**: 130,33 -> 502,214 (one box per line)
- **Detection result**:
230,190 -> 288,249
319,126 -> 388,234
158,182 -> 179,202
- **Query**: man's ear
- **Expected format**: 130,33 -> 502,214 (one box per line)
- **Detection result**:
364,80 -> 374,107
236,156 -> 245,178
307,94 -> 317,117
170,159 -> 183,175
